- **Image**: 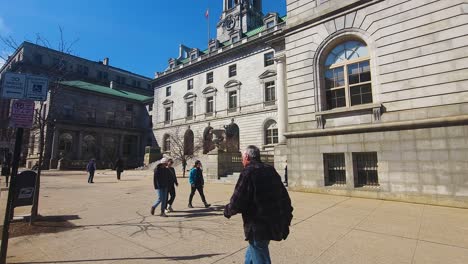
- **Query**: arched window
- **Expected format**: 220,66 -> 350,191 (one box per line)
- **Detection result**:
184,129 -> 195,155
163,134 -> 171,152
82,135 -> 96,159
264,120 -> 278,145
323,40 -> 372,110
58,133 -> 73,154
102,136 -> 116,158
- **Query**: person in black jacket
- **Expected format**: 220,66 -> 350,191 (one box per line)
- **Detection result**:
165,158 -> 178,212
151,158 -> 170,217
224,145 -> 293,264
114,158 -> 124,180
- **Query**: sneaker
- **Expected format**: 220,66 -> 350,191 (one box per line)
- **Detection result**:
188,204 -> 194,208
165,209 -> 170,214
150,206 -> 155,215
204,203 -> 211,208
160,212 -> 168,217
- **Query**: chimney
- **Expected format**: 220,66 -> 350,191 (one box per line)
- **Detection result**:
103,57 -> 109,66
110,81 -> 115,89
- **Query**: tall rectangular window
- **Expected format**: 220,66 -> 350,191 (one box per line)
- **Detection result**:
165,107 -> 171,122
228,91 -> 237,109
206,96 -> 214,113
166,86 -> 171,97
186,101 -> 194,118
229,64 -> 237,77
323,153 -> 346,185
264,81 -> 276,102
353,152 -> 379,187
206,72 -> 214,84
187,79 -> 193,90
264,52 -> 274,67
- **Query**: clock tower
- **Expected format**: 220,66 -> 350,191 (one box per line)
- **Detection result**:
216,0 -> 264,43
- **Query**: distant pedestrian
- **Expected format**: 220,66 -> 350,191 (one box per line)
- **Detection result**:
115,157 -> 124,180
224,145 -> 293,264
87,159 -> 97,183
284,160 -> 288,187
151,158 -> 170,217
166,158 -> 178,213
188,160 -> 210,208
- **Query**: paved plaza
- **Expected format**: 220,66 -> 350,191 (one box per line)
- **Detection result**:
2,169 -> 468,264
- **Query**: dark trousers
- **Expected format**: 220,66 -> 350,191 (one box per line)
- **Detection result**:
88,171 -> 95,183
167,187 -> 176,206
189,185 -> 207,205
117,171 -> 122,180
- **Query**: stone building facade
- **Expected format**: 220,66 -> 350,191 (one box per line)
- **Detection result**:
283,0 -> 468,207
0,41 -> 153,167
26,81 -> 153,169
152,0 -> 288,177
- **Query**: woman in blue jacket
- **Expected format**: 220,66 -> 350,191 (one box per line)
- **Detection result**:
188,160 -> 211,208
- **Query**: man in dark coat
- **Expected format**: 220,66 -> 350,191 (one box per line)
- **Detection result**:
224,145 -> 293,264
151,158 -> 170,217
166,158 -> 178,212
86,159 -> 97,184
114,158 -> 124,180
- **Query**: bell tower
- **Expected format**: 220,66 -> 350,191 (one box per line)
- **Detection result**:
216,0 -> 264,43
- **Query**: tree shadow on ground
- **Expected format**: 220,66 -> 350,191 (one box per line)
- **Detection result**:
8,253 -> 225,264
6,215 -> 80,238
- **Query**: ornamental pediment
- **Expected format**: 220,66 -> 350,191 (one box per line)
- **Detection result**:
224,80 -> 242,89
202,86 -> 218,94
183,92 -> 197,99
259,70 -> 277,79
162,99 -> 174,105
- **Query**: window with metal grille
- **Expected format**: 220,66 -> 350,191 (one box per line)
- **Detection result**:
265,121 -> 278,145
323,153 -> 346,185
353,152 -> 379,187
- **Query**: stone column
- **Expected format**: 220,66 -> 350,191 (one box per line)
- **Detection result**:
275,53 -> 288,144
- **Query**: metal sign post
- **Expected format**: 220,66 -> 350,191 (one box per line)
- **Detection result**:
0,128 -> 23,264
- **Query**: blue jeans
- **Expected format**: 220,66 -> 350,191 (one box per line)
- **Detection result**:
245,240 -> 271,264
153,188 -> 168,214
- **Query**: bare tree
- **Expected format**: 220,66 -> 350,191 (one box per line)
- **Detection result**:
1,26 -> 79,222
165,126 -> 204,178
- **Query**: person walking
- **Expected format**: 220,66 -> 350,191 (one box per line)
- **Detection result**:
224,145 -> 293,264
87,159 -> 97,184
151,158 -> 170,217
166,158 -> 178,213
115,157 -> 124,181
188,160 -> 211,208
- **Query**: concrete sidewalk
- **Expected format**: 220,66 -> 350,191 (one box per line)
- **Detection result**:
3,169 -> 468,263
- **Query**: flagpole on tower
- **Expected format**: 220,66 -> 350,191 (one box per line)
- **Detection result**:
206,8 -> 210,43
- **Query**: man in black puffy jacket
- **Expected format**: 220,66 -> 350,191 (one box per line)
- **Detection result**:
224,145 -> 293,264
151,158 -> 170,217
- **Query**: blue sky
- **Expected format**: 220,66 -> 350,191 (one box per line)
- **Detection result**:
0,0 -> 286,78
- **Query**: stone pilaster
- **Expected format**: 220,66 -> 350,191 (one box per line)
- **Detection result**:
275,52 -> 288,144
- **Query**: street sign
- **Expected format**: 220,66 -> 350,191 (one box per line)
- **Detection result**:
1,72 -> 48,101
25,76 -> 49,101
13,170 -> 37,207
1,73 -> 26,99
9,100 -> 35,128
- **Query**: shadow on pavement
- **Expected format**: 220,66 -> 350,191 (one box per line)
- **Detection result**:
169,205 -> 225,218
8,215 -> 80,238
9,253 -> 225,263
